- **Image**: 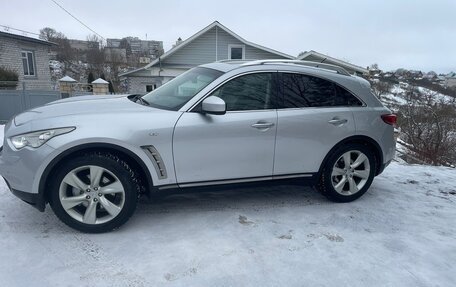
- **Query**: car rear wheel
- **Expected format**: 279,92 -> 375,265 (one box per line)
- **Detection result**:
49,152 -> 139,233
318,144 -> 376,202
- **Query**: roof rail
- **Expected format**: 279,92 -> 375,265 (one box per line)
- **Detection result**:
241,60 -> 352,76
217,59 -> 258,64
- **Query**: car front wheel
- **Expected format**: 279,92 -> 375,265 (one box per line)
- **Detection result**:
49,152 -> 139,233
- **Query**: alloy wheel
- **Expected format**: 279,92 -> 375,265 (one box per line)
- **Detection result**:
331,150 -> 370,196
58,165 -> 125,225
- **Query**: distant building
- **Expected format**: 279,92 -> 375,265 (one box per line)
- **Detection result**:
107,37 -> 163,59
68,39 -> 99,51
104,47 -> 127,64
445,72 -> 456,87
0,31 -> 56,90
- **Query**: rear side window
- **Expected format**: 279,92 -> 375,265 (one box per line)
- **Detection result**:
281,73 -> 363,108
210,73 -> 278,111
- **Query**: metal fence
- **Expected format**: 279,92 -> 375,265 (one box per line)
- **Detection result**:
0,86 -> 61,123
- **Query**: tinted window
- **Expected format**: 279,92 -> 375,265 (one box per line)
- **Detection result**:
281,73 -> 362,108
210,73 -> 276,111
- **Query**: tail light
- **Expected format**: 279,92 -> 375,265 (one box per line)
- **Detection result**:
381,114 -> 397,126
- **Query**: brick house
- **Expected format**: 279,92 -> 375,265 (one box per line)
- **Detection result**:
0,31 -> 56,90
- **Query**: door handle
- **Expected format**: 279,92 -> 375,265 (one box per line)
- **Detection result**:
251,122 -> 275,129
328,118 -> 348,126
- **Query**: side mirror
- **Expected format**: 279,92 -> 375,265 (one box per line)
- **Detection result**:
201,96 -> 226,115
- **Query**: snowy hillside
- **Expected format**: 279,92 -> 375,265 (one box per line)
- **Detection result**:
381,82 -> 455,108
0,124 -> 455,286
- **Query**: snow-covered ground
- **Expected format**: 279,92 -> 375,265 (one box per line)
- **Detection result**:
0,125 -> 455,286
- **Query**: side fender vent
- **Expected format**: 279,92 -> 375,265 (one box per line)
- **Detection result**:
142,145 -> 168,179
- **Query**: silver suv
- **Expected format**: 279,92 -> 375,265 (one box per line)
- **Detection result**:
0,60 -> 396,233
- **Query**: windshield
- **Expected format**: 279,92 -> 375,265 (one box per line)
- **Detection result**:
142,67 -> 223,110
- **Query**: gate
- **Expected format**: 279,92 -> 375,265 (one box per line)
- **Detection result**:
0,84 -> 61,123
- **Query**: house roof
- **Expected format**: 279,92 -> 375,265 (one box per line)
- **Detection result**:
59,76 -> 77,82
446,72 -> 456,78
0,31 -> 57,46
297,50 -> 368,74
92,78 -> 109,84
120,21 -> 294,77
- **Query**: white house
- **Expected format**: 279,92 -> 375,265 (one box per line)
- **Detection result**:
120,21 -> 293,93
297,50 -> 368,76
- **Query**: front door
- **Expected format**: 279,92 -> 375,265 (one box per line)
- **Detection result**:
173,72 -> 279,184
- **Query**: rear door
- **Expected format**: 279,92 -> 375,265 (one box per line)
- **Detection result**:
273,72 -> 362,176
173,72 -> 279,184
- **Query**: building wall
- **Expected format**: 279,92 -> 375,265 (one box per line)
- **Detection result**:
445,78 -> 456,87
164,27 -> 289,66
107,37 -> 164,58
104,47 -> 127,63
127,76 -> 169,94
0,36 -> 53,90
124,25 -> 291,93
68,39 -> 99,51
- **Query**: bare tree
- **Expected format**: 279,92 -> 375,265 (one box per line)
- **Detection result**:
370,80 -> 392,100
398,86 -> 456,165
39,27 -> 58,41
86,34 -> 104,49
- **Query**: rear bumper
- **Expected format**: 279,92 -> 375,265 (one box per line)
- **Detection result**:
2,177 -> 45,211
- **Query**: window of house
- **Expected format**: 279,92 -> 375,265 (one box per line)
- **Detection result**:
228,44 -> 245,60
280,73 -> 363,108
21,51 -> 36,76
209,73 -> 277,111
146,84 -> 157,92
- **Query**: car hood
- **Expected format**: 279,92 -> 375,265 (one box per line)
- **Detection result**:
14,95 -> 156,126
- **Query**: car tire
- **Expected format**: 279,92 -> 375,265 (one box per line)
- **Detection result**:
49,152 -> 140,233
317,143 -> 376,203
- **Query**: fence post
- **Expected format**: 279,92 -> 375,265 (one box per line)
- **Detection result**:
91,78 -> 109,95
59,76 -> 77,98
20,82 -> 27,110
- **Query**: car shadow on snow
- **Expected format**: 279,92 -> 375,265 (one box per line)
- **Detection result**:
135,182 -> 375,215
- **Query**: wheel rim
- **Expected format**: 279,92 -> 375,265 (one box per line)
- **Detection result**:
58,165 -> 125,225
331,150 -> 370,196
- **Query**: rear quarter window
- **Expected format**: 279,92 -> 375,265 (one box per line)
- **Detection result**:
281,73 -> 363,108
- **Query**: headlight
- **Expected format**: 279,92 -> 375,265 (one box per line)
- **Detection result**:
11,127 -> 75,150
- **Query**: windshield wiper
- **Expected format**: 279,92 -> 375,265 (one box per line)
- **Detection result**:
130,95 -> 150,106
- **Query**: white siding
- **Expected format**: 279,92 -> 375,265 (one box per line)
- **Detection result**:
163,27 -> 289,66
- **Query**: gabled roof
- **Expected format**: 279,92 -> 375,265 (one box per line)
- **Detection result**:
297,50 -> 368,74
120,21 -> 294,77
0,31 -> 57,46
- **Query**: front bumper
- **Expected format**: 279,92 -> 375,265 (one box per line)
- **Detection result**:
2,177 -> 45,211
0,140 -> 56,212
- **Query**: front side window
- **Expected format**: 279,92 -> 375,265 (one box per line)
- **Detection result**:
210,73 -> 277,111
21,51 -> 35,76
281,73 -> 363,108
229,44 -> 245,60
142,67 -> 223,111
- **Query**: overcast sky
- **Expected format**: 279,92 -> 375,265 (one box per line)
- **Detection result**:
1,0 -> 455,73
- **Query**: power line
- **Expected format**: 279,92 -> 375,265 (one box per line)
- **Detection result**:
0,24 -> 41,37
49,0 -> 105,40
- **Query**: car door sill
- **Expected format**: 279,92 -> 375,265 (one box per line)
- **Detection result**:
157,173 -> 314,190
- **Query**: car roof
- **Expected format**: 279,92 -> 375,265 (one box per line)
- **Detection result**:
201,59 -> 354,76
